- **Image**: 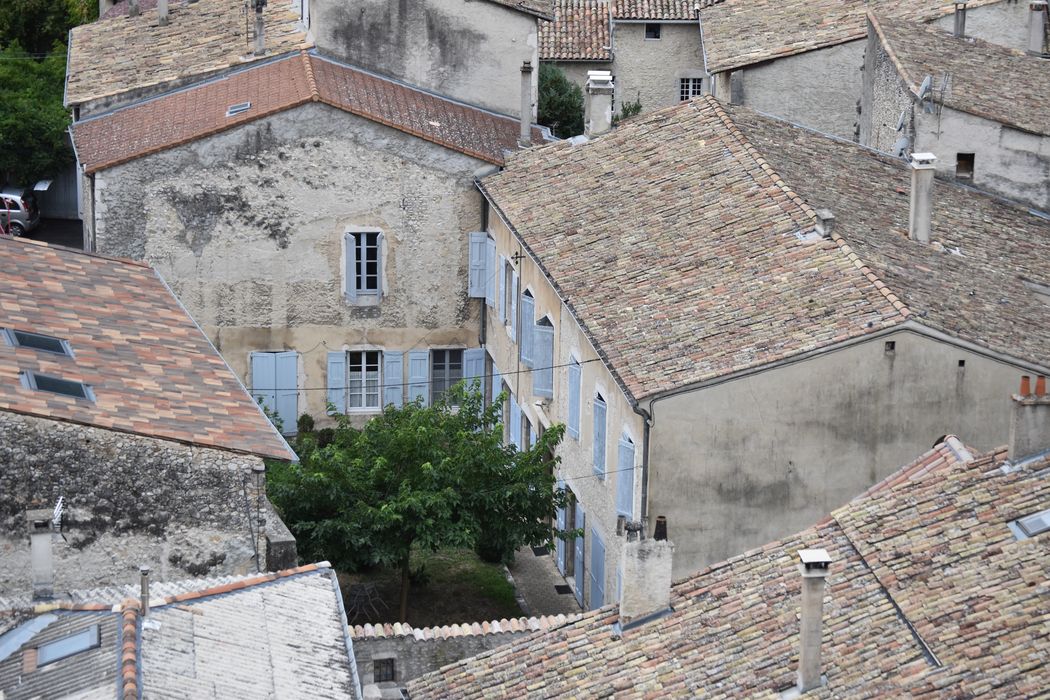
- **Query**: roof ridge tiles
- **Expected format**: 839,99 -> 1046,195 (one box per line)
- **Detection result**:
829,232 -> 911,319
301,50 -> 319,100
867,12 -> 919,95
349,613 -> 583,640
119,598 -> 140,700
158,563 -> 321,605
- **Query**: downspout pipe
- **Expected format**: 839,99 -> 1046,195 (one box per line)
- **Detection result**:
631,403 -> 652,523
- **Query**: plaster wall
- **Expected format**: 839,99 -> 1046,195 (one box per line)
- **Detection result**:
311,0 -> 538,116
648,328 -> 1031,579
0,411 -> 289,595
91,103 -> 485,421
932,1 -> 1034,51
611,22 -> 705,113
543,60 -> 613,95
485,206 -> 644,610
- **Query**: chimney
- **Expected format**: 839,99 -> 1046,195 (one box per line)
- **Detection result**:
796,548 -> 832,693
953,1 -> 968,38
158,0 -> 168,25
584,70 -> 615,138
617,516 -> 674,627
1030,1 -> 1048,55
140,566 -> 151,617
99,0 -> 115,16
128,0 -> 140,17
815,209 -> 835,238
519,61 -> 533,148
1008,375 -> 1050,461
253,0 -> 267,56
908,152 -> 937,243
27,508 -> 55,599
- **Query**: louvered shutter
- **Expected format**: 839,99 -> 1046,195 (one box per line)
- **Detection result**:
468,232 -> 487,297
464,348 -> 485,395
519,294 -> 535,366
383,351 -> 403,408
344,232 -> 357,302
593,397 -> 607,477
375,231 -> 385,301
533,323 -> 554,397
407,350 -> 430,405
491,365 -> 502,405
555,480 -> 566,575
251,352 -> 277,415
567,361 -> 581,439
510,398 -> 522,449
497,256 -> 506,322
485,238 -> 496,307
573,503 -> 585,606
616,435 -> 635,517
509,271 -> 518,341
274,352 -> 298,433
326,351 -> 346,414
589,529 -> 606,609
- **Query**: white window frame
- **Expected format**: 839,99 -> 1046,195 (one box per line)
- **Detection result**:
346,349 -> 383,412
679,77 -> 704,102
344,228 -> 384,304
431,347 -> 465,406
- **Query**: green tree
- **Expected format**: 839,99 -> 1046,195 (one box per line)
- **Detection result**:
268,383 -> 570,621
0,0 -> 96,56
538,63 -> 584,139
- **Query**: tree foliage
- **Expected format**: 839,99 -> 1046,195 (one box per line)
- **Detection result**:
267,383 -> 569,620
538,63 -> 584,139
0,0 -> 96,55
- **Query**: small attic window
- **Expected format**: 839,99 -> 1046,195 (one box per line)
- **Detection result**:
956,153 -> 975,180
37,625 -> 101,666
226,101 -> 252,117
20,371 -> 94,401
1010,508 -> 1050,540
3,328 -> 72,356
644,23 -> 661,40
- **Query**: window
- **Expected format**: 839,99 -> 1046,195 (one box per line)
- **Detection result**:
1011,508 -> 1050,540
431,349 -> 464,405
251,351 -> 298,433
20,371 -> 93,401
348,351 -> 381,410
468,232 -> 488,299
520,290 -> 535,367
3,329 -> 72,356
533,318 -> 554,398
593,393 -> 607,478
644,23 -> 661,39
38,625 -> 101,666
567,359 -> 581,439
616,433 -> 636,517
344,230 -> 383,302
503,261 -> 518,340
373,658 -> 396,683
680,78 -> 704,102
956,153 -> 975,180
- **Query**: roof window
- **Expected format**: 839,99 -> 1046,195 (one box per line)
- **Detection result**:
20,371 -> 94,401
37,625 -> 101,666
3,328 -> 72,356
226,101 -> 252,117
1009,508 -> 1050,540
644,23 -> 661,40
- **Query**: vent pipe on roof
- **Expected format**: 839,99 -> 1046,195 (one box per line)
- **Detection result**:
128,0 -> 140,17
617,517 -> 674,629
140,566 -> 151,617
908,153 -> 937,243
796,549 -> 831,693
584,70 -> 615,138
252,0 -> 267,56
158,0 -> 168,25
27,508 -> 55,600
1029,1 -> 1048,55
519,61 -> 534,148
1008,375 -> 1050,461
953,1 -> 968,38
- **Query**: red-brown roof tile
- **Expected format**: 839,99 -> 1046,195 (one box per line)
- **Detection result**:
540,1 -> 612,61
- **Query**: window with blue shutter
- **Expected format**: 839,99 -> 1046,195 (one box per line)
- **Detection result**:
509,271 -> 518,341
510,397 -> 522,449
485,237 -> 496,308
555,480 -> 567,575
567,359 -> 581,440
533,318 -> 554,398
498,256 -> 506,322
491,363 -> 503,406
251,352 -> 277,415
573,501 -> 586,606
326,351 -> 347,414
468,232 -> 487,298
464,348 -> 486,396
519,291 -> 535,366
589,528 -> 606,610
593,394 -> 607,478
252,351 -> 299,434
616,434 -> 635,517
407,350 -> 429,405
383,351 -> 404,408
344,230 -> 383,302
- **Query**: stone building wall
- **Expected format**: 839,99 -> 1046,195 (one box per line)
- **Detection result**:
611,22 -> 705,113
0,411 -> 293,594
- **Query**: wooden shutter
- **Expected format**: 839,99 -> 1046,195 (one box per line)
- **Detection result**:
589,528 -> 605,609
567,361 -> 581,439
616,435 -> 635,517
533,323 -> 554,397
344,232 -> 357,302
485,238 -> 496,307
509,271 -> 518,341
274,352 -> 298,434
326,351 -> 346,414
464,348 -> 486,396
497,256 -> 506,322
555,480 -> 566,575
510,397 -> 522,449
491,365 -> 502,405
375,231 -> 385,301
251,352 -> 277,415
573,502 -> 586,606
468,232 -> 487,298
383,351 -> 403,408
407,350 -> 430,405
519,294 -> 535,366
593,397 -> 607,477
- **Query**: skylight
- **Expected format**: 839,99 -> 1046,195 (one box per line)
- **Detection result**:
226,101 -> 252,117
37,625 -> 101,666
20,371 -> 94,401
3,328 -> 72,356
1011,509 -> 1050,540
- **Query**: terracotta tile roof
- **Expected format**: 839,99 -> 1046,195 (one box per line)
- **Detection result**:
870,13 -> 1050,137
66,0 -> 311,107
350,614 -> 580,641
73,52 -> 544,174
408,444 -> 1050,697
699,0 -> 1004,74
480,96 -> 907,401
724,103 -> 1050,372
0,236 -> 295,460
539,1 -> 612,61
485,0 -> 555,19
856,435 -> 974,500
613,0 -> 695,20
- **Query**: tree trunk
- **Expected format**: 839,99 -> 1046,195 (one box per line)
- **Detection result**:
398,551 -> 411,622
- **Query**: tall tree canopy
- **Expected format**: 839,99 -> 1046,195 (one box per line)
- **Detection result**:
538,64 -> 584,139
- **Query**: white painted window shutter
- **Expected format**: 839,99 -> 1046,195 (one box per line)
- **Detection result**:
510,271 -> 518,341
344,232 -> 357,302
326,351 -> 346,414
407,350 -> 430,405
616,435 -> 635,517
251,352 -> 277,415
383,351 -> 403,408
519,294 -> 535,367
468,232 -> 487,298
567,361 -> 581,439
593,397 -> 607,477
533,323 -> 554,397
485,237 -> 496,307
274,352 -> 299,433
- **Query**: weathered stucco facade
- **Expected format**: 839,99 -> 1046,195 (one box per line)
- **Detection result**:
311,0 -> 539,116
611,22 -> 705,113
0,411 -> 295,594
89,103 -> 487,424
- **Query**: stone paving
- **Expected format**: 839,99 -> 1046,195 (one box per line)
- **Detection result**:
507,546 -> 582,617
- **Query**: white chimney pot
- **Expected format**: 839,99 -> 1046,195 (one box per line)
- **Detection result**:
27,508 -> 55,599
585,70 -> 615,138
908,153 -> 937,244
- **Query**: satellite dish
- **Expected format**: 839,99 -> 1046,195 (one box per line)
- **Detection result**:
918,75 -> 932,100
896,109 -> 907,132
892,137 -> 910,158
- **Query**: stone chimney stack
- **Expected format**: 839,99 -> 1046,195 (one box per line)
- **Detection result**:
953,1 -> 968,38
796,548 -> 832,693
908,153 -> 937,243
253,0 -> 267,56
158,0 -> 169,25
128,0 -> 140,17
27,508 -> 55,600
1008,375 -> 1050,461
519,61 -> 534,148
618,516 -> 674,627
1029,1 -> 1048,55
584,70 -> 615,138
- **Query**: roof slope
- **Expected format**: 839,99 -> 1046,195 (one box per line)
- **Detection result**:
485,0 -> 555,19
0,237 -> 294,460
408,441 -> 1050,697
481,97 -> 905,401
613,0 -> 695,20
66,0 -> 310,107
539,0 -> 612,61
699,0 -> 1003,74
73,52 -> 542,174
871,13 -> 1050,137
725,103 -> 1050,370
